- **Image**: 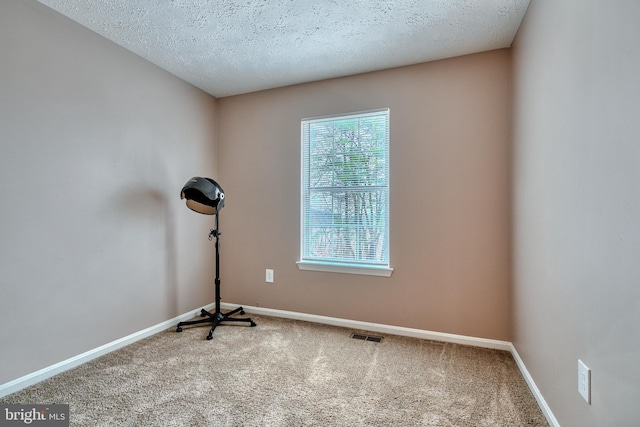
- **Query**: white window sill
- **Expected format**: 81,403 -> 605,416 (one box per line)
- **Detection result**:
296,261 -> 393,277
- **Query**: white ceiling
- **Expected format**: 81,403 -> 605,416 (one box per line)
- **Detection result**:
37,0 -> 530,98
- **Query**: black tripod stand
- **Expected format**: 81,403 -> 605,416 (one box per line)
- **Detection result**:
176,212 -> 256,340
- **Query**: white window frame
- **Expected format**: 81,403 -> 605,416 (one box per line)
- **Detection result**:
297,108 -> 393,277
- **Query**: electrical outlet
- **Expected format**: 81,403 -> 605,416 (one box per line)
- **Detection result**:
265,269 -> 274,283
578,359 -> 591,404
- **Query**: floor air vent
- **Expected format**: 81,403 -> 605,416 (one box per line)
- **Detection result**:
350,332 -> 384,343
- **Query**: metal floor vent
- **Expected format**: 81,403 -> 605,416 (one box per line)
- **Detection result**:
350,332 -> 384,343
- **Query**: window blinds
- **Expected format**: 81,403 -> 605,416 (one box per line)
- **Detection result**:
301,109 -> 389,266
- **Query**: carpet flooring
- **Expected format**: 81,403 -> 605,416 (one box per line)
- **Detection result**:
1,314 -> 549,426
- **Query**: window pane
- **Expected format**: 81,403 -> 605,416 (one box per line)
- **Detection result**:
301,109 -> 389,268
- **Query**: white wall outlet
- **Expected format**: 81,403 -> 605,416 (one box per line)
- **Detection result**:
265,269 -> 274,283
578,359 -> 591,404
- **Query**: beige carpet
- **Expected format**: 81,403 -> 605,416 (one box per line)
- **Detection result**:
1,314 -> 548,426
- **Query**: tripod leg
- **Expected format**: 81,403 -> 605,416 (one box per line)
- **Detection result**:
220,316 -> 256,326
225,306 -> 244,317
206,316 -> 222,340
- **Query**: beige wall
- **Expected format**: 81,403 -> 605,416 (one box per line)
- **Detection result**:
512,1 -> 640,426
217,50 -> 512,341
0,0 -> 218,385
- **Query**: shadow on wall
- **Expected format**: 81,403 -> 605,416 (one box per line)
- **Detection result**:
111,186 -> 178,318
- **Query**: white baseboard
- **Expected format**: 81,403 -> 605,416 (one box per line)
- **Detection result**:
0,304 -> 215,399
510,343 -> 561,427
1,301 -> 559,427
225,303 -> 512,351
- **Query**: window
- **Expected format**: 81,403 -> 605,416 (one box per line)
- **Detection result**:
298,109 -> 392,277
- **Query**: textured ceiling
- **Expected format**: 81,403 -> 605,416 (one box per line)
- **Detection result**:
37,0 -> 530,98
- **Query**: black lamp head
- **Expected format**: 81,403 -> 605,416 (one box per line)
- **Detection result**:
180,177 -> 225,215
